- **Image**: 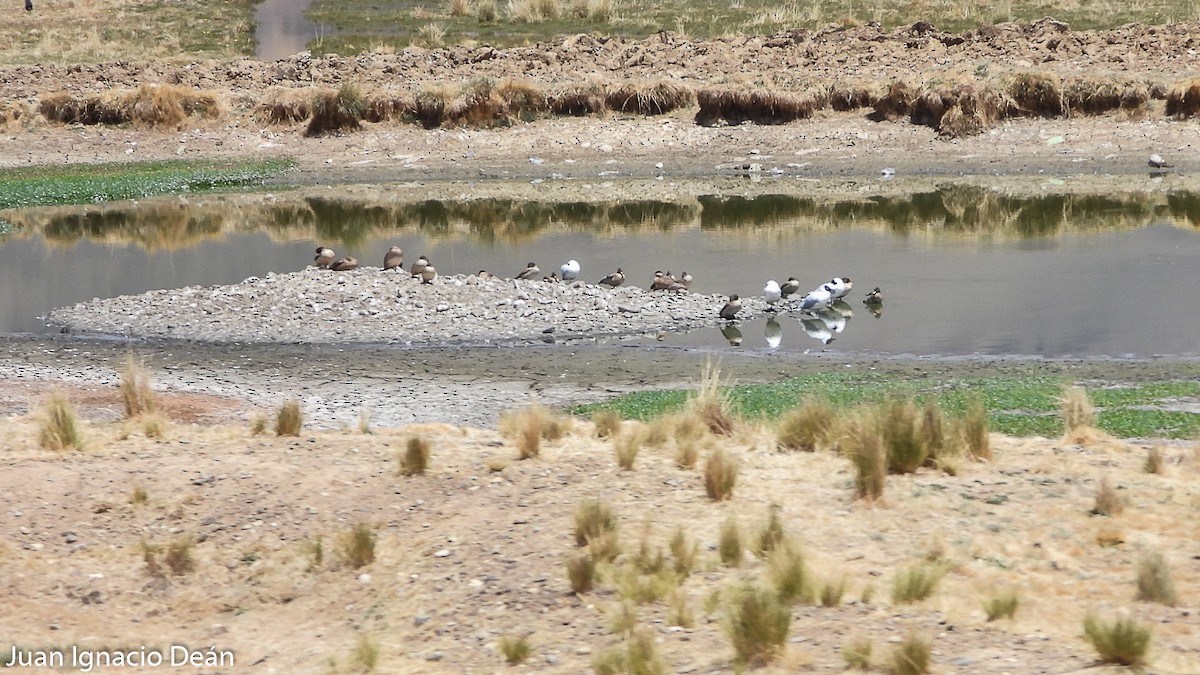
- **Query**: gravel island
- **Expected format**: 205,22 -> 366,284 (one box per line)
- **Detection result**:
48,267 -> 770,344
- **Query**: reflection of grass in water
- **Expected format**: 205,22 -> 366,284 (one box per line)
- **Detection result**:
0,159 -> 296,211
574,372 -> 1200,440
8,188 -> 1199,250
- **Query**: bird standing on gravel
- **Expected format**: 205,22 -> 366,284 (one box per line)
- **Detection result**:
763,280 -> 782,309
383,246 -> 404,271
799,285 -> 833,312
598,268 -> 625,287
1149,154 -> 1169,169
409,255 -> 430,279
678,271 -> 693,290
719,294 -> 742,320
780,277 -> 801,298
651,271 -> 675,291
314,246 -> 335,268
328,256 -> 358,271
560,259 -> 581,281
515,262 -> 540,280
420,265 -> 437,284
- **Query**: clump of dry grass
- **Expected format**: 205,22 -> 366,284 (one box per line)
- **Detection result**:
1135,549 -> 1177,606
891,563 -> 943,604
548,83 -> 606,116
592,627 -> 665,675
1007,71 -> 1064,117
686,361 -> 736,435
496,79 -> 549,121
674,436 -> 702,469
830,83 -> 878,111
275,400 -> 303,437
871,81 -> 915,120
667,589 -> 694,628
668,526 -> 698,577
963,397 -> 991,461
574,498 -> 618,548
249,413 -> 268,436
447,0 -> 472,16
119,355 -> 157,418
776,395 -> 834,452
889,632 -> 932,675
612,562 -> 679,604
703,448 -> 739,501
305,83 -> 366,137
399,436 -> 431,476
1165,78 -> 1200,118
1144,446 -> 1165,474
592,409 -> 621,438
1091,476 -> 1124,516
338,522 -> 377,569
499,635 -> 532,665
566,552 -> 596,594
501,404 -> 570,459
130,485 -> 149,505
881,397 -> 927,474
819,576 -> 846,607
1063,75 -> 1151,116
1083,613 -> 1152,666
696,86 -> 823,126
253,86 -> 312,124
842,636 -> 873,670
755,504 -> 786,558
362,88 -> 416,123
41,84 -> 222,129
723,582 -> 791,668
719,516 -> 743,566
936,85 -> 1014,138
142,535 -> 195,577
1061,385 -> 1096,441
766,539 -> 810,604
844,409 -> 886,501
614,431 -> 641,470
983,590 -> 1020,621
606,81 -> 695,116
415,83 -> 454,128
140,413 -> 167,439
351,635 -> 378,672
38,392 -> 85,452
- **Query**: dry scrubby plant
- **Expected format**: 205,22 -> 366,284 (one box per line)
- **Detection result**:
338,522 -> 376,569
767,540 -> 811,604
696,86 -> 825,126
687,361 -> 736,435
891,563 -> 943,604
1083,613 -> 1152,666
119,355 -> 157,418
606,81 -> 694,116
881,397 -> 928,474
499,635 -> 532,665
1092,476 -> 1124,516
719,516 -> 743,566
668,526 -> 698,577
501,404 -> 569,459
1061,385 -> 1096,437
399,436 -> 431,476
844,409 -> 886,501
574,498 -> 618,549
963,397 -> 991,461
1165,78 -> 1200,118
775,395 -> 834,452
889,632 -> 932,675
703,448 -> 739,501
249,413 -> 268,436
983,590 -> 1020,621
1135,550 -> 1177,606
667,590 -> 694,628
566,552 -> 596,594
40,84 -> 220,128
275,400 -> 303,436
306,83 -> 366,137
1144,446 -> 1165,474
142,536 -> 195,577
755,504 -> 786,558
614,431 -> 641,470
253,86 -> 312,124
39,392 -> 85,451
592,627 -> 666,675
351,635 -> 379,672
592,409 -> 621,438
843,636 -> 873,670
724,582 -> 791,668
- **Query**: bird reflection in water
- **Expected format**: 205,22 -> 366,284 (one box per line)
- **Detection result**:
799,317 -> 835,345
764,317 -> 782,349
720,323 -> 744,347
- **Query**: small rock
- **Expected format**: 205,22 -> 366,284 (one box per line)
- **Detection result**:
434,549 -> 451,558
414,615 -> 431,627
358,573 -> 371,584
427,652 -> 443,662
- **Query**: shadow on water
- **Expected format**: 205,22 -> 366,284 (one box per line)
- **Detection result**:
2,185 -> 1199,357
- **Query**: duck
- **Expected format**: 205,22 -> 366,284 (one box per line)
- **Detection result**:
515,262 -> 540,280
678,271 -> 694,290
313,246 -> 335,268
420,265 -> 437,284
409,255 -> 430,279
543,272 -> 559,283
780,277 -> 802,298
718,294 -> 742,320
825,277 -> 853,299
598,268 -> 626,287
477,270 -> 495,280
559,259 -> 581,281
383,246 -> 404,271
863,287 -> 883,305
651,271 -> 675,291
798,286 -> 833,312
328,256 -> 358,272
763,280 -> 782,309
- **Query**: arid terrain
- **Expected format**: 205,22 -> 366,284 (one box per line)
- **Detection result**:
2,16 -> 1200,675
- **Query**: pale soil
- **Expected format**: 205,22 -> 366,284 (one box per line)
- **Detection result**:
1,396 -> 1198,674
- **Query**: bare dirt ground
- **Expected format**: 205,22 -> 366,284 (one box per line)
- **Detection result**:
1,396 -> 1198,674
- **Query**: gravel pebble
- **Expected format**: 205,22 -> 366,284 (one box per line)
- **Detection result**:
49,269 -> 769,345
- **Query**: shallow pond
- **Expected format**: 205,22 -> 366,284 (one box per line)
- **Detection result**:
2,185 -> 1198,357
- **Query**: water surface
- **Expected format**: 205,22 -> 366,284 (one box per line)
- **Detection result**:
2,187 -> 1198,357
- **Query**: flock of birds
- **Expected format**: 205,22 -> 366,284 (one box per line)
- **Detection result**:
310,245 -> 884,343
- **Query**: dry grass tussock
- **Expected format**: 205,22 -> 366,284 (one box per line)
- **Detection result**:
703,448 -> 738,501
723,582 -> 791,668
1134,549 -> 1177,606
685,361 -> 736,435
1060,385 -> 1112,446
38,391 -> 85,451
305,84 -> 366,137
1165,78 -> 1200,118
500,404 -> 571,459
1083,613 -> 1152,666
889,632 -> 932,675
843,407 -> 886,501
119,355 -> 157,419
605,81 -> 695,116
399,436 -> 431,476
548,83 -> 606,116
275,400 -> 303,437
1091,476 -> 1124,516
363,88 -> 417,123
775,395 -> 835,452
40,84 -> 221,128
1063,75 -> 1153,116
614,431 -> 641,470
253,87 -> 313,124
696,86 -> 825,126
